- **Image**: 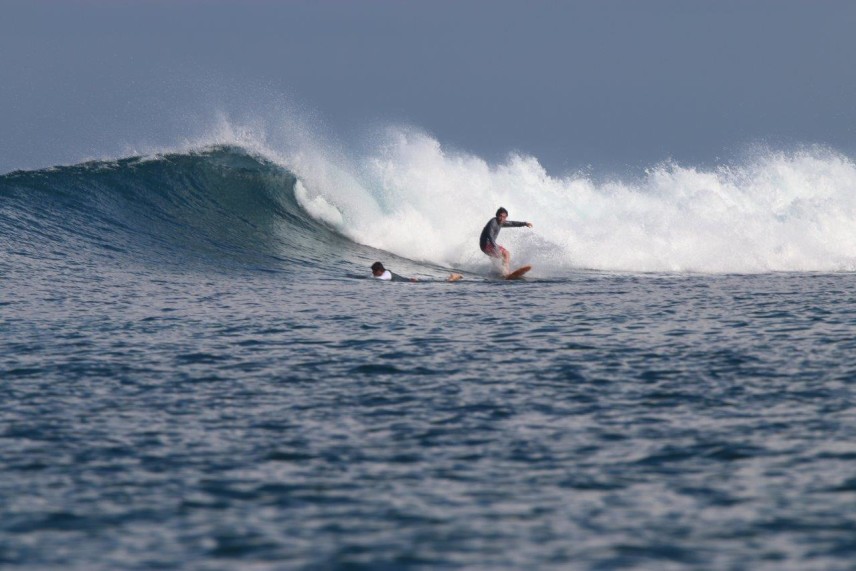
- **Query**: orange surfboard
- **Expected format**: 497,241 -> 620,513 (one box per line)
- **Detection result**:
505,265 -> 532,280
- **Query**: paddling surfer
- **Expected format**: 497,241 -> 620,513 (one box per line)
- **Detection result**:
479,207 -> 532,275
371,262 -> 462,282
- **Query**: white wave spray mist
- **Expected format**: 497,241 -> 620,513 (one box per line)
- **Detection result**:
196,115 -> 856,275
311,127 -> 856,274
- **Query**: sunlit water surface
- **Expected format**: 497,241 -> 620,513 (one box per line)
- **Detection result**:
4,264 -> 856,570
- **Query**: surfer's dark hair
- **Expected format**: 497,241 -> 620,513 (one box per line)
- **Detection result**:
371,262 -> 385,273
496,207 -> 508,217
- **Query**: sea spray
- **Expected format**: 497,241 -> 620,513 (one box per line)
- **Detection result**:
284,126 -> 856,274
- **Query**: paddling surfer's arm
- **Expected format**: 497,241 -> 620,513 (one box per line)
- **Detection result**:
389,272 -> 415,282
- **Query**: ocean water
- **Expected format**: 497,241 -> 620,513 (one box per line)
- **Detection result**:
3,144 -> 856,570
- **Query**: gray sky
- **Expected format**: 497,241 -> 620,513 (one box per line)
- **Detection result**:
2,0 -> 855,174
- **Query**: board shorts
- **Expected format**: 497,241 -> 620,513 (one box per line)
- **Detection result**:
481,244 -> 508,259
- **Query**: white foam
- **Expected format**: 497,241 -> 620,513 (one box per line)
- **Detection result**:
176,116 -> 856,274
358,130 -> 856,274
293,180 -> 343,228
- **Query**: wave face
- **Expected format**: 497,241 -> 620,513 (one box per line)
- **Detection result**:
0,146 -> 370,277
3,131 -> 856,276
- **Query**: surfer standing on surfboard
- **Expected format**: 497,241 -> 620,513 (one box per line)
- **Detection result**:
479,207 -> 533,276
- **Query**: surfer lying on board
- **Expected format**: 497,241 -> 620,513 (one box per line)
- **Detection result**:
479,207 -> 533,275
371,262 -> 462,282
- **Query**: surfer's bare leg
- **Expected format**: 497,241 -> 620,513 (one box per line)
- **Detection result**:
501,247 -> 511,275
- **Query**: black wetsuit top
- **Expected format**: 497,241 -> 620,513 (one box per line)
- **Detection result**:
479,218 -> 528,251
